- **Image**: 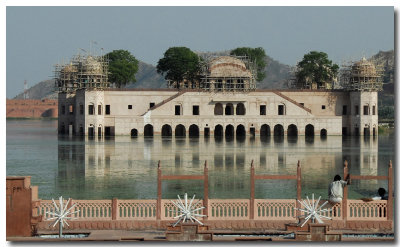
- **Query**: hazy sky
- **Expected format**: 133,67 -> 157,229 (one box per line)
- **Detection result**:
6,6 -> 394,98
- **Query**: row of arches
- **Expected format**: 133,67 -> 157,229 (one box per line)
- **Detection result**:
214,103 -> 246,115
133,124 -> 326,137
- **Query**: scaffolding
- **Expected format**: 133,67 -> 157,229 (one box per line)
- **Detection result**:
167,55 -> 257,92
55,52 -> 110,93
340,57 -> 383,92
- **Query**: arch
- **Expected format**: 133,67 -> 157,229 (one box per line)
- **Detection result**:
225,103 -> 234,115
131,128 -> 138,137
260,124 -> 271,136
214,103 -> 223,115
320,129 -> 327,137
161,124 -> 172,137
189,124 -> 200,137
274,124 -> 284,136
287,124 -> 298,136
225,124 -> 234,137
214,124 -> 223,137
144,124 -> 154,137
236,124 -> 246,136
175,124 -> 186,137
60,122 -> 66,134
236,103 -> 246,115
305,124 -> 314,136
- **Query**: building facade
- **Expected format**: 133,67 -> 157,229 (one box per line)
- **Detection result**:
57,56 -> 380,137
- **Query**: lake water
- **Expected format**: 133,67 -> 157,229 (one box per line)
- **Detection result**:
6,119 -> 395,200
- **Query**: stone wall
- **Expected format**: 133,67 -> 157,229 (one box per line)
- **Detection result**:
6,99 -> 58,118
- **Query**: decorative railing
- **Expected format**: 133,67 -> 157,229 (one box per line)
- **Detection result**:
208,199 -> 249,220
254,199 -> 296,220
118,200 -> 156,220
38,199 -> 389,222
347,200 -> 388,220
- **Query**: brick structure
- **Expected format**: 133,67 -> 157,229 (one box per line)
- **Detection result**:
6,99 -> 58,118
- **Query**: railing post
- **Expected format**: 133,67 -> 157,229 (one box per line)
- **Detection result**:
296,161 -> 301,218
387,160 -> 393,221
112,198 -> 118,220
343,160 -> 348,222
250,160 -> 255,220
157,160 -> 162,220
203,161 -> 209,217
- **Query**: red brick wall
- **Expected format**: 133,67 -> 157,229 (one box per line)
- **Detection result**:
6,99 -> 58,118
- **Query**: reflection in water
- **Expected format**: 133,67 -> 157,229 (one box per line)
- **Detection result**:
53,134 -> 392,200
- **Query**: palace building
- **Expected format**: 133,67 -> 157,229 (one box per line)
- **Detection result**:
57,54 -> 382,137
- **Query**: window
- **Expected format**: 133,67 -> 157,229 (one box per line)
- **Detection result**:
98,105 -> 102,115
321,105 -> 326,110
149,102 -> 155,108
79,105 -> 84,115
364,105 -> 369,115
278,105 -> 285,115
355,105 -> 359,115
128,105 -> 132,109
193,105 -> 199,115
300,103 -> 304,106
61,105 -> 65,115
105,105 -> 110,115
260,105 -> 266,115
175,105 -> 181,115
88,105 -> 94,115
372,106 -> 376,115
342,105 -> 347,115
69,105 -> 74,115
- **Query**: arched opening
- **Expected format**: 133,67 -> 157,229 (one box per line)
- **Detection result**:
144,124 -> 154,137
189,124 -> 200,137
236,124 -> 246,136
214,124 -> 223,137
274,124 -> 284,136
161,124 -> 172,137
260,124 -> 271,136
79,126 -> 83,136
287,124 -> 298,136
175,124 -> 186,137
305,124 -> 314,136
236,103 -> 246,115
131,129 -> 138,137
225,103 -> 234,115
60,123 -> 66,134
320,129 -> 327,137
214,103 -> 223,115
225,124 -> 234,137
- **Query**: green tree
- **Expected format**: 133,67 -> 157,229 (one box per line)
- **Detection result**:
230,47 -> 267,81
105,50 -> 139,88
156,47 -> 200,86
295,51 -> 339,88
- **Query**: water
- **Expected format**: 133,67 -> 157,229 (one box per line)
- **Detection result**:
6,119 -> 395,200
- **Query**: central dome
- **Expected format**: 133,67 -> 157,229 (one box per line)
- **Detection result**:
208,56 -> 252,78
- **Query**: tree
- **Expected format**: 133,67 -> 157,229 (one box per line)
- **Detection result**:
156,47 -> 200,86
230,47 -> 267,81
105,50 -> 139,88
295,51 -> 339,89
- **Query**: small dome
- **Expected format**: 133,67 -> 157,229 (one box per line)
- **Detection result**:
61,64 -> 78,73
351,57 -> 377,77
83,56 -> 103,74
208,56 -> 252,78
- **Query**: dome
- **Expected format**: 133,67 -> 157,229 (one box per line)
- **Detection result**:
208,56 -> 252,78
61,64 -> 78,73
83,56 -> 103,74
351,57 -> 377,77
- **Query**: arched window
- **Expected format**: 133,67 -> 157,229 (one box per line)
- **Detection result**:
320,129 -> 327,137
236,103 -> 246,115
175,124 -> 186,137
236,124 -> 246,136
225,124 -> 234,137
214,124 -> 223,136
131,129 -> 138,137
161,124 -> 172,137
260,124 -> 271,136
225,103 -> 234,115
144,124 -> 154,137
274,124 -> 284,136
214,103 -> 223,115
189,124 -> 199,137
287,124 -> 298,136
305,124 -> 314,136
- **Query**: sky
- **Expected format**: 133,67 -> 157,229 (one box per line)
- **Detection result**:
6,6 -> 394,98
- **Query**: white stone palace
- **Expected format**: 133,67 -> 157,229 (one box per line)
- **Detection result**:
57,55 -> 381,137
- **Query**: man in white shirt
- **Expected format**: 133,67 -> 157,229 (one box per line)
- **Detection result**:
328,174 -> 349,204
